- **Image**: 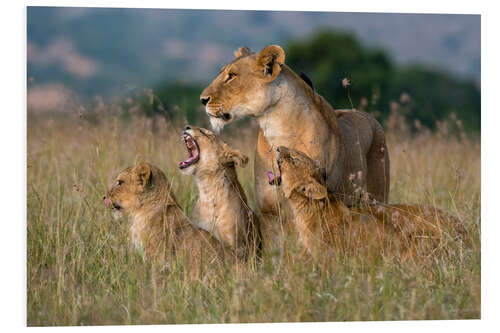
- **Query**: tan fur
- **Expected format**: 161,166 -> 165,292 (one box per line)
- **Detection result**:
275,146 -> 466,260
200,45 -> 390,249
104,163 -> 232,277
179,126 -> 261,261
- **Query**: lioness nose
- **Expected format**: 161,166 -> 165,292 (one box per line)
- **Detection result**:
200,96 -> 210,106
184,125 -> 191,130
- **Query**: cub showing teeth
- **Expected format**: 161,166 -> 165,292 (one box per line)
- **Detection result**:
179,132 -> 200,169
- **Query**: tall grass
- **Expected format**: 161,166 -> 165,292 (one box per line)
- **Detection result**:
27,110 -> 480,326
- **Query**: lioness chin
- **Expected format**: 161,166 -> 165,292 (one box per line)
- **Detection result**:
273,146 -> 466,261
178,125 -> 261,261
104,162 -> 232,277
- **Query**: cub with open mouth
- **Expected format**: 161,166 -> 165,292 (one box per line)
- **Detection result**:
179,125 -> 261,261
271,146 -> 467,260
103,162 -> 232,275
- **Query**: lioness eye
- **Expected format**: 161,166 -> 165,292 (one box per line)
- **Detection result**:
225,73 -> 237,82
116,180 -> 124,186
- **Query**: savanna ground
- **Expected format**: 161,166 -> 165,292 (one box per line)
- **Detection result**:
27,105 -> 480,326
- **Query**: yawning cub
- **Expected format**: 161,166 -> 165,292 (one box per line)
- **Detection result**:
179,125 -> 261,261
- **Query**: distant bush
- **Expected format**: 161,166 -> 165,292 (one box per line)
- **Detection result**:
128,29 -> 480,133
285,29 -> 480,132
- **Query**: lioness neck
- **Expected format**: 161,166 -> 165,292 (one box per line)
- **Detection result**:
256,67 -> 335,153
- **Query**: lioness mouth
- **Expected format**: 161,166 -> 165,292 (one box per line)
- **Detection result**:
104,196 -> 121,210
267,171 -> 281,185
268,151 -> 283,185
179,132 -> 200,169
208,112 -> 232,121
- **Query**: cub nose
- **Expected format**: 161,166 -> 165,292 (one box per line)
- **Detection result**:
185,125 -> 191,130
200,96 -> 210,106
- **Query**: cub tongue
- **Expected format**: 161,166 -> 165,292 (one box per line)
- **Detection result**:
178,156 -> 197,167
266,171 -> 281,185
104,197 -> 112,207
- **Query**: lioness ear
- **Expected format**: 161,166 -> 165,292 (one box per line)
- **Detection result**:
234,46 -> 251,58
221,143 -> 249,167
256,45 -> 285,81
134,163 -> 152,188
302,181 -> 327,200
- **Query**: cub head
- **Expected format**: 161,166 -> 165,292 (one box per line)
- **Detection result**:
178,125 -> 248,176
272,146 -> 327,201
103,162 -> 167,220
200,45 -> 286,132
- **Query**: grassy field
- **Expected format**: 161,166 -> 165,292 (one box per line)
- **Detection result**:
27,110 -> 480,326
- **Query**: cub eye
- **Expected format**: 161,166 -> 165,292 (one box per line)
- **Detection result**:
116,180 -> 124,186
225,73 -> 237,82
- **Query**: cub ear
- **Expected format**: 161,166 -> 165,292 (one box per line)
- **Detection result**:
134,163 -> 152,188
234,46 -> 251,58
256,45 -> 285,81
302,181 -> 327,200
221,143 -> 249,167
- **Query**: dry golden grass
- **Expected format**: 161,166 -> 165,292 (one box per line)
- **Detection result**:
27,110 -> 480,326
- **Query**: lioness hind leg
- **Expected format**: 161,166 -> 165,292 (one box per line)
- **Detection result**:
366,127 -> 390,203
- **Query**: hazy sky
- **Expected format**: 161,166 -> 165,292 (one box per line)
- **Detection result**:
27,7 -> 480,98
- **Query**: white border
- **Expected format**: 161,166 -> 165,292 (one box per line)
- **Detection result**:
2,0 -> 498,332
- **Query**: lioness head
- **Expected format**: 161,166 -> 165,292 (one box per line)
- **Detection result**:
272,146 -> 327,201
104,163 -> 167,220
200,45 -> 286,132
178,125 -> 248,175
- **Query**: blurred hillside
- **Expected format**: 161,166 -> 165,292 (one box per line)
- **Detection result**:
27,8 -> 480,95
27,7 -> 481,131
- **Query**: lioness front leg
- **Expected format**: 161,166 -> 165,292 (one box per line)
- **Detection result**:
254,131 -> 289,253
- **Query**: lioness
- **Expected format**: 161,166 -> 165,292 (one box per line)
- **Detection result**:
273,146 -> 465,260
103,162 -> 232,275
178,125 -> 261,261
200,45 -> 390,248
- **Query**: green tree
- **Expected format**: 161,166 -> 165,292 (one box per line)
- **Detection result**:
286,29 -> 394,112
285,29 -> 480,132
388,66 -> 480,131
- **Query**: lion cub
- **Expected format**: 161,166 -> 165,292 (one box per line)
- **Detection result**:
104,162 -> 232,273
272,146 -> 465,260
178,125 -> 260,260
